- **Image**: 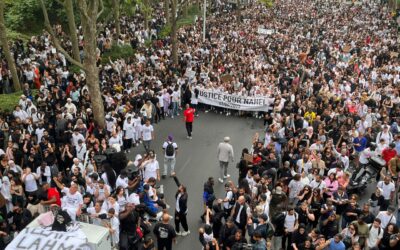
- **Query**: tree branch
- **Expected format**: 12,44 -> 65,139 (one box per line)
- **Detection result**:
77,0 -> 92,24
39,0 -> 85,69
97,0 -> 105,19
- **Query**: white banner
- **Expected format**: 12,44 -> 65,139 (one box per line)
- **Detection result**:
198,89 -> 270,111
6,227 -> 92,250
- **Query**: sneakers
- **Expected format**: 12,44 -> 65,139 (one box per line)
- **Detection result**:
181,230 -> 190,236
187,136 -> 192,139
218,178 -> 224,183
156,211 -> 163,221
176,231 -> 182,236
223,174 -> 231,179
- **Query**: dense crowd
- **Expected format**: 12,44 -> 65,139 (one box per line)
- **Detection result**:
0,0 -> 398,249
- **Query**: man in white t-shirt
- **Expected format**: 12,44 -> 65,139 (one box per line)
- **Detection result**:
283,206 -> 298,249
53,178 -> 83,221
141,119 -> 154,153
376,207 -> 397,229
377,176 -> 395,211
222,183 -> 235,218
367,218 -> 384,249
162,135 -> 178,178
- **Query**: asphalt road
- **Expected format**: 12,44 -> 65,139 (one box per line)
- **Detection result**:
126,111 -> 377,249
127,111 -> 263,249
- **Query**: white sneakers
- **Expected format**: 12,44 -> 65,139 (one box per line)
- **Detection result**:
181,230 -> 190,236
176,230 -> 190,236
218,178 -> 224,183
223,174 -> 231,179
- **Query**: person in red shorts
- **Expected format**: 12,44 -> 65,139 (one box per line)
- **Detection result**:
183,104 -> 195,139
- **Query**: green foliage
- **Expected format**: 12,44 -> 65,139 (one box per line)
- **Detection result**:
258,0 -> 275,8
159,5 -> 200,39
5,0 -> 42,31
159,24 -> 172,39
101,45 -> 135,64
0,90 -> 37,112
5,29 -> 31,42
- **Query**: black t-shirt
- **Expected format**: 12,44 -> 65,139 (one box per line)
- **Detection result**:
52,210 -> 72,232
153,223 -> 176,243
120,210 -> 139,233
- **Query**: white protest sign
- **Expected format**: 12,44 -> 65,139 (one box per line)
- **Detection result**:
198,89 -> 270,111
6,227 -> 92,250
257,26 -> 274,36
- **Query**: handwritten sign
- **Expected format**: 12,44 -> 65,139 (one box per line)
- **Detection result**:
6,227 -> 92,250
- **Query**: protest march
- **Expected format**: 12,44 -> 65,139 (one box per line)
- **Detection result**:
0,0 -> 399,249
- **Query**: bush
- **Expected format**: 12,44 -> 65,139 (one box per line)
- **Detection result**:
101,45 -> 135,64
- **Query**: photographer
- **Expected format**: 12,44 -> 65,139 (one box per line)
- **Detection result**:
119,202 -> 141,250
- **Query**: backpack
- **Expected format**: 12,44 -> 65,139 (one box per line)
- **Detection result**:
369,224 -> 381,236
165,142 -> 175,157
228,190 -> 237,206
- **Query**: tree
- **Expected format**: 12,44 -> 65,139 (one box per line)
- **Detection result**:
0,0 -> 21,91
57,0 -> 81,61
112,0 -> 121,40
164,0 -> 169,24
40,0 -> 106,128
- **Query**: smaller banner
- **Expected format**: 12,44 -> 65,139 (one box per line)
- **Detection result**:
198,89 -> 270,112
6,227 -> 91,250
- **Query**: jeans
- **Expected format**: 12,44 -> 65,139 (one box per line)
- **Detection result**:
172,102 -> 179,116
220,161 -> 229,179
185,122 -> 193,136
143,140 -> 152,152
164,157 -> 176,176
272,236 -> 282,250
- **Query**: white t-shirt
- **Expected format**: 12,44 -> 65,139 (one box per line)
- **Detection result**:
367,224 -> 383,248
377,181 -> 395,200
223,190 -> 234,209
288,180 -> 304,199
141,124 -> 154,141
23,173 -> 38,192
128,193 -> 140,205
284,212 -> 298,232
61,187 -> 83,209
86,207 -> 107,226
143,160 -> 159,180
376,211 -> 396,228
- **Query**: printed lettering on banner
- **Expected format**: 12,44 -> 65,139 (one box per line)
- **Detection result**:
198,89 -> 270,112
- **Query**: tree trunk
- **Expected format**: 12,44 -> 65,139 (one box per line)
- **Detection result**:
78,0 -> 106,128
183,0 -> 188,17
143,0 -> 149,31
171,0 -> 178,65
64,0 -> 81,62
164,0 -> 169,24
0,1 -> 21,91
113,0 -> 121,41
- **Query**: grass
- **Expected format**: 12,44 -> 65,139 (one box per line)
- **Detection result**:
0,90 -> 38,112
